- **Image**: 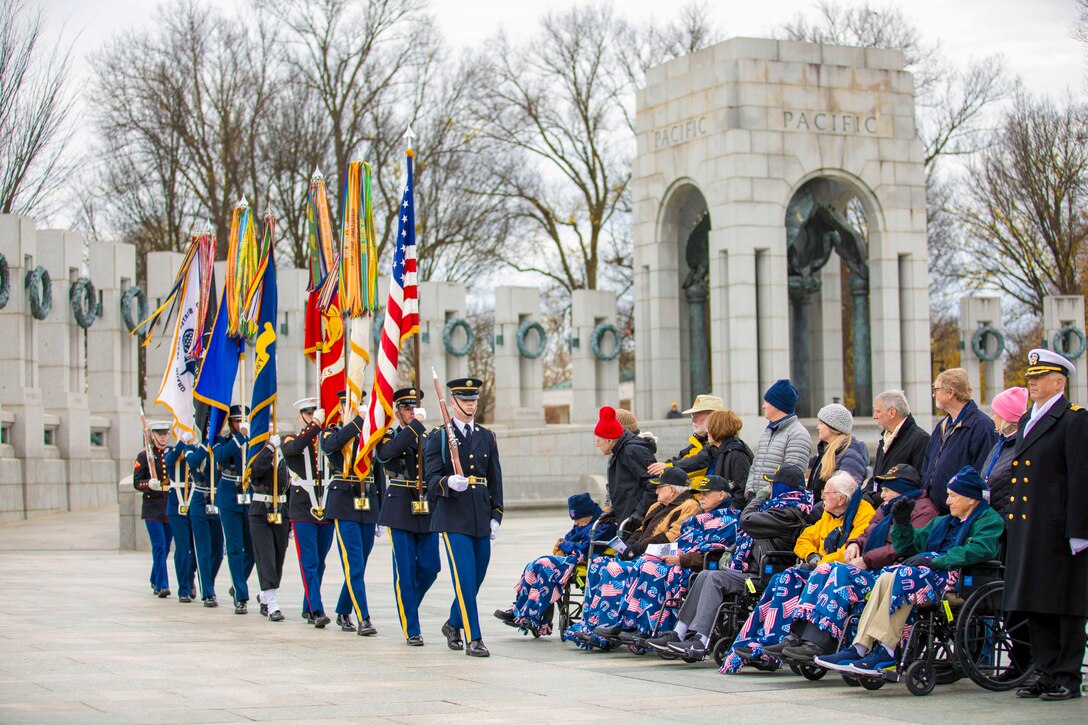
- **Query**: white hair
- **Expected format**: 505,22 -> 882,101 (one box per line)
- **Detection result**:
874,389 -> 910,417
826,471 -> 859,497
668,484 -> 689,496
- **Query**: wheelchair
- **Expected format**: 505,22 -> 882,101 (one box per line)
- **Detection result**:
699,550 -> 801,666
555,515 -> 627,637
844,561 -> 1034,696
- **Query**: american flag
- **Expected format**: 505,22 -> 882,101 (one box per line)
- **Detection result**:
351,148 -> 420,478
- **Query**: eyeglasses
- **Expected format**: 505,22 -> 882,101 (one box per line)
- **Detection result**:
931,386 -> 946,394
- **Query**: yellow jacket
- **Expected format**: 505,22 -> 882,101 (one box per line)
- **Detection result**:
794,499 -> 875,564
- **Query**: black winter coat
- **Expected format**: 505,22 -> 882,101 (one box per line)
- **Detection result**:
738,497 -> 809,568
981,433 -> 1017,518
606,431 -> 657,524
1003,397 -> 1088,617
706,437 -> 754,499
865,414 -> 930,495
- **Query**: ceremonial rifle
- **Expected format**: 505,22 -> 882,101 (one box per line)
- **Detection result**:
432,368 -> 464,477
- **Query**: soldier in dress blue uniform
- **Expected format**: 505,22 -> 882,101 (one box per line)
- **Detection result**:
1005,348 -> 1088,702
321,390 -> 383,636
375,387 -> 440,646
172,430 -> 225,607
246,433 -> 291,623
162,433 -> 197,603
424,377 -> 503,657
187,405 -> 255,614
132,420 -> 173,598
282,398 -> 332,627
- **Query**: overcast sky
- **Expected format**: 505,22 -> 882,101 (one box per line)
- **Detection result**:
50,0 -> 1083,98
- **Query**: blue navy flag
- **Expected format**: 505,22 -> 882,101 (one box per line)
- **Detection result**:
193,289 -> 243,441
247,247 -> 278,455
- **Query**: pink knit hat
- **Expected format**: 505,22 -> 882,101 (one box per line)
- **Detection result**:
991,386 -> 1028,424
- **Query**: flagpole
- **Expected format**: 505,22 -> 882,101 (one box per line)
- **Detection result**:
405,126 -> 426,513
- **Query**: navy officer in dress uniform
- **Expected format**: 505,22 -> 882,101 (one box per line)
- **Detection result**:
186,405 -> 255,614
132,420 -> 174,598
1005,348 -> 1088,702
375,387 -> 441,646
424,377 -> 503,657
321,390 -> 382,636
246,431 -> 291,623
282,398 -> 332,626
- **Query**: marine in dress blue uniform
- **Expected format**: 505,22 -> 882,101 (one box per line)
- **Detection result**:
375,387 -> 440,646
246,436 -> 291,623
282,398 -> 333,626
210,405 -> 256,614
321,391 -> 383,636
174,434 -> 225,606
162,439 -> 196,603
132,421 -> 173,598
424,377 -> 503,657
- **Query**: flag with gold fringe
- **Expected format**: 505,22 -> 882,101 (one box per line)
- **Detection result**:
246,212 -> 278,457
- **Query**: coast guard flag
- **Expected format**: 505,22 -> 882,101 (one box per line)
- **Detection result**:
193,289 -> 244,441
153,256 -> 200,437
247,247 -> 278,453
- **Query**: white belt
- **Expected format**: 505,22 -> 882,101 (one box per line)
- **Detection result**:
252,494 -> 286,503
288,467 -> 328,519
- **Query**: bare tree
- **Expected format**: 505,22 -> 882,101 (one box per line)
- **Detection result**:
957,93 -> 1088,314
0,0 -> 76,216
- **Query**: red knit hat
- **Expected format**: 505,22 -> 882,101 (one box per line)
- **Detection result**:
594,406 -> 624,439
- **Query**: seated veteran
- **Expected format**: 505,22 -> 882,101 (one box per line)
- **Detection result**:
815,466 -> 1003,676
494,493 -> 611,636
646,465 -> 813,662
721,471 -> 873,671
733,466 -> 940,667
564,468 -> 703,648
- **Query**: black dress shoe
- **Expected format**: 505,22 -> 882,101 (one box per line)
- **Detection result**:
337,614 -> 356,632
1017,681 -> 1048,699
781,641 -> 830,662
592,624 -> 622,638
152,587 -> 161,596
203,596 -> 218,608
268,609 -> 284,622
179,595 -> 192,603
302,611 -> 315,624
259,602 -> 268,617
466,639 -> 491,657
1039,684 -> 1081,701
357,618 -> 377,636
763,633 -> 802,657
494,609 -> 516,624
158,589 -> 170,599
442,620 -> 463,650
313,611 -> 331,628
234,602 -> 247,615
407,634 -> 424,646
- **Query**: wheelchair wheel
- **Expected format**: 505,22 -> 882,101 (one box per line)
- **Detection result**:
711,638 -> 731,667
798,664 -> 827,681
905,660 -> 937,696
858,676 -> 886,691
656,649 -> 679,661
931,637 -> 963,685
954,580 -> 1034,691
841,674 -> 861,687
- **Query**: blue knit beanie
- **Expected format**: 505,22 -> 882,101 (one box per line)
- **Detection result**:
764,379 -> 798,416
568,492 -> 600,520
947,466 -> 986,501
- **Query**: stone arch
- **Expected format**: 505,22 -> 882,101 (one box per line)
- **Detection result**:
658,179 -> 712,406
782,171 -> 884,417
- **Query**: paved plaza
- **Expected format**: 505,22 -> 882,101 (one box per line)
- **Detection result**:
0,505 -> 1085,724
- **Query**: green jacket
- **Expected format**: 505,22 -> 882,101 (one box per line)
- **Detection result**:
891,506 -> 1003,570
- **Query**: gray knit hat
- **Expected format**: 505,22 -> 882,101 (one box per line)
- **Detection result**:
817,403 -> 854,435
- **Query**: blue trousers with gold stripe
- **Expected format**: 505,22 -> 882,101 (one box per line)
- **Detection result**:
442,532 -> 491,642
389,529 -> 441,639
189,490 -> 224,600
292,521 -> 334,615
334,520 -> 375,620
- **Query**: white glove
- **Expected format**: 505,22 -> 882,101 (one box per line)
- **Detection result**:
414,407 -> 427,423
268,434 -> 281,447
375,525 -> 385,539
149,478 -> 161,491
1071,538 -> 1088,555
179,431 -> 193,444
239,423 -> 250,436
313,408 -> 326,425
447,474 -> 469,492
490,519 -> 500,541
